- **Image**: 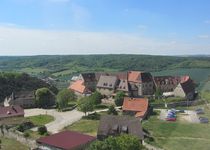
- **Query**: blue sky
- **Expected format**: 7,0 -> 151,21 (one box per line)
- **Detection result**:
0,0 -> 210,55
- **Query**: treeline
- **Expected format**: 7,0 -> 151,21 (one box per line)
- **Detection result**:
0,72 -> 58,102
1,55 -> 210,73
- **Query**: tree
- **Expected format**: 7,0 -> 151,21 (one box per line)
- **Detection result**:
88,134 -> 143,150
77,97 -> 94,116
56,89 -> 76,110
107,105 -> 118,115
90,91 -> 102,105
35,88 -> 55,108
38,126 -> 47,135
114,91 -> 125,106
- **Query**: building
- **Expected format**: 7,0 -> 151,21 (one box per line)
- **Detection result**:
0,105 -> 24,119
4,91 -> 36,108
174,76 -> 195,100
97,115 -> 144,141
122,97 -> 149,119
154,76 -> 181,92
68,80 -> 92,97
78,73 -> 98,92
128,71 -> 155,96
36,131 -> 96,150
96,75 -> 119,97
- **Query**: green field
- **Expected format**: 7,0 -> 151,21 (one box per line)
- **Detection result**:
143,107 -> 210,150
0,137 -> 28,150
26,115 -> 54,126
64,119 -> 99,136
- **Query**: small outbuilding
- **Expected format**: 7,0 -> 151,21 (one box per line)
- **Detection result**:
36,130 -> 96,150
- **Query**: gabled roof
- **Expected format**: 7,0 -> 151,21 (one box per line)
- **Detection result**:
97,115 -> 144,140
179,76 -> 195,94
0,105 -> 24,118
117,79 -> 129,92
128,71 -> 153,83
122,97 -> 148,118
97,75 -> 118,89
37,131 -> 96,150
68,80 -> 90,94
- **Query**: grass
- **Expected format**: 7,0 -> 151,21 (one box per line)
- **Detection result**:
26,114 -> 54,126
64,119 -> 99,136
143,107 -> 210,150
0,137 -> 28,150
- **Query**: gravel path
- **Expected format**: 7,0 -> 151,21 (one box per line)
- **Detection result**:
25,108 -> 84,133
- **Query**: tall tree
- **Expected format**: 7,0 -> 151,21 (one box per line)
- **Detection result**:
77,97 -> 94,116
90,91 -> 102,105
56,89 -> 76,110
35,88 -> 55,108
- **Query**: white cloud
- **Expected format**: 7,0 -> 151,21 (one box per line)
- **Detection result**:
0,26 -> 209,56
198,35 -> 209,39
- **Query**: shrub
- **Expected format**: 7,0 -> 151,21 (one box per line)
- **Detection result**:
38,126 -> 47,135
23,132 -> 30,138
107,105 -> 118,115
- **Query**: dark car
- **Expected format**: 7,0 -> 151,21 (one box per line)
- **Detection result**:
195,108 -> 204,114
199,117 -> 209,123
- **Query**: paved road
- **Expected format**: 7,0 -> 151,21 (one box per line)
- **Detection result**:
25,108 -> 84,133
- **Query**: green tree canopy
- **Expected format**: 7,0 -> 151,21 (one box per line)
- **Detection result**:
88,134 -> 143,150
114,91 -> 125,106
77,97 -> 94,116
35,88 -> 55,108
56,89 -> 76,110
90,91 -> 102,105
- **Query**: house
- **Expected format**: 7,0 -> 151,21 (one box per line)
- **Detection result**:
0,105 -> 24,119
128,71 -> 155,96
154,76 -> 181,92
116,79 -> 130,96
36,130 -> 96,150
96,75 -> 119,97
174,76 -> 195,100
4,91 -> 36,108
97,115 -> 144,141
78,73 -> 98,91
68,80 -> 92,97
122,97 -> 149,119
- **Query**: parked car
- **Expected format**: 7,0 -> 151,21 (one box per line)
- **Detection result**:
166,118 -> 176,121
199,117 -> 209,123
195,108 -> 204,114
178,110 -> 185,113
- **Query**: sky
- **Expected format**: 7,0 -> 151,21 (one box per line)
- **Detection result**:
0,0 -> 210,55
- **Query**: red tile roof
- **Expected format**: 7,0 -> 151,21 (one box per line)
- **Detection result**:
37,131 -> 96,150
122,97 -> 148,118
68,80 -> 90,94
0,105 -> 24,119
128,71 -> 141,83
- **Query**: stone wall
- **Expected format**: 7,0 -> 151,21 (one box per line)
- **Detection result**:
0,126 -> 37,149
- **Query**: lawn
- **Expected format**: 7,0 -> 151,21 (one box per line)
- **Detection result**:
143,108 -> 210,150
26,115 -> 54,126
64,119 -> 99,136
0,137 -> 28,150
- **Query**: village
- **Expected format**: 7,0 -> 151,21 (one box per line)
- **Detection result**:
0,70 -> 207,150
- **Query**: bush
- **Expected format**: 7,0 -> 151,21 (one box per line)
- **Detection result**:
16,121 -> 34,132
114,91 -> 125,106
107,105 -> 118,115
23,132 -> 30,138
38,126 -> 47,135
82,112 -> 101,120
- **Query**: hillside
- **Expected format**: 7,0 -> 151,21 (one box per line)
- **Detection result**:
0,55 -> 210,90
